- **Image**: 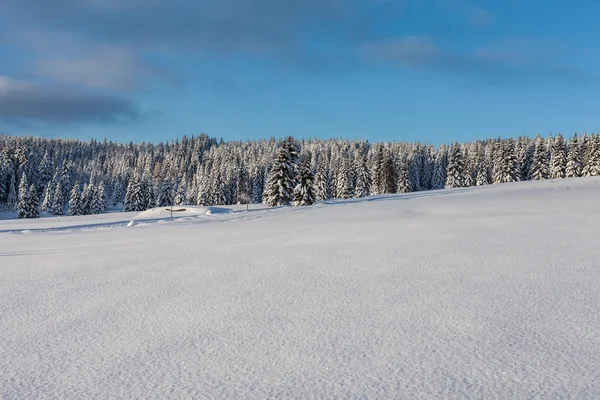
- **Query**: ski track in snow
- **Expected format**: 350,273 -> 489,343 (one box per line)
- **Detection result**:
1,178 -> 600,399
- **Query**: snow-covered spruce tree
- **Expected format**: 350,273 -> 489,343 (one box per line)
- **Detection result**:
6,174 -> 17,211
263,137 -> 299,207
431,146 -> 448,189
371,145 -> 385,195
27,183 -> 40,218
68,182 -> 82,216
236,166 -> 251,206
37,151 -> 53,196
80,183 -> 92,215
566,134 -> 582,178
397,161 -> 411,193
293,158 -> 316,206
529,136 -> 550,180
493,139 -> 520,184
41,181 -> 53,212
17,173 -> 30,219
550,134 -> 567,179
88,185 -> 103,215
157,179 -> 173,207
50,181 -> 64,215
335,158 -> 354,199
516,136 -> 533,180
314,157 -> 330,201
354,156 -> 371,198
124,176 -> 147,212
445,144 -> 466,189
111,181 -> 125,206
98,182 -> 108,212
585,135 -> 600,176
174,183 -> 186,206
381,148 -> 397,194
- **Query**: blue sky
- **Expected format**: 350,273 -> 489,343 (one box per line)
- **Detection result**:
0,0 -> 598,145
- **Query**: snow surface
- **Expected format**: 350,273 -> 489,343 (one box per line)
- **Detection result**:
1,178 -> 600,399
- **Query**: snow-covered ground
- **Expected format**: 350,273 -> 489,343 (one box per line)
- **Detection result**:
1,178 -> 600,399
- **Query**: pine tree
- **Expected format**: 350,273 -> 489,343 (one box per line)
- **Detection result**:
550,134 -> 567,179
263,138 -> 299,207
354,156 -> 372,198
50,181 -> 64,215
586,135 -> 600,176
68,182 -> 82,216
174,184 -> 186,206
529,137 -> 550,180
41,181 -> 53,212
314,157 -> 330,201
293,158 -> 316,206
98,182 -> 108,212
566,134 -> 582,178
27,184 -> 40,218
335,158 -> 354,199
6,174 -> 17,211
157,180 -> 173,207
445,144 -> 466,188
80,183 -> 92,215
396,162 -> 411,193
381,148 -> 397,194
17,173 -> 29,219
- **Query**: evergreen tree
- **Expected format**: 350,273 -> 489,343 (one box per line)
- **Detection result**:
354,156 -> 372,198
68,182 -> 82,216
98,182 -> 108,212
50,182 -> 64,215
263,138 -> 299,207
529,137 -> 550,180
17,173 -> 29,219
6,174 -> 17,211
124,176 -> 147,211
157,180 -> 173,207
80,183 -> 92,215
396,162 -> 411,193
41,181 -> 53,212
566,134 -> 582,178
381,148 -> 397,194
27,184 -> 40,218
445,144 -> 466,188
314,157 -> 330,201
293,158 -> 316,206
550,134 -> 567,179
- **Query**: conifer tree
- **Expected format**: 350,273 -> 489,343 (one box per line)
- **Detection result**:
6,174 -> 17,211
41,181 -> 53,212
293,158 -> 316,206
397,162 -> 411,193
98,182 -> 108,212
263,138 -> 299,207
50,181 -> 64,215
550,134 -> 567,179
445,144 -> 466,188
27,184 -> 40,218
354,156 -> 372,198
69,182 -> 82,216
314,157 -> 330,201
17,173 -> 29,219
566,134 -> 582,178
157,180 -> 173,207
529,137 -> 550,180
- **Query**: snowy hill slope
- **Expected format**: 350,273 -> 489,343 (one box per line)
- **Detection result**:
1,178 -> 600,399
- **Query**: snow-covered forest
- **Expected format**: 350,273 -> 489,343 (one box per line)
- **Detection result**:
1,132 -> 599,218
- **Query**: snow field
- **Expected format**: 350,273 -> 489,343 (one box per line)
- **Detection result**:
1,178 -> 600,399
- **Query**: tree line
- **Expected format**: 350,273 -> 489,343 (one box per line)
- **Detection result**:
1,132 -> 599,218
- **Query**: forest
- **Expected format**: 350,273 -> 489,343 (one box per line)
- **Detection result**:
1,132 -> 599,218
